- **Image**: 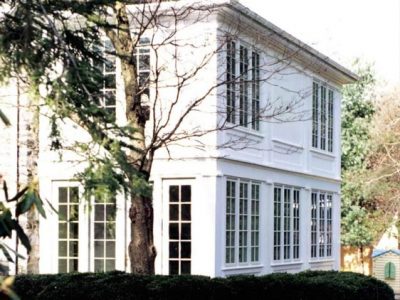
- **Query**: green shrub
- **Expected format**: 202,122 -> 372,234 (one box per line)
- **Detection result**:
6,271 -> 394,300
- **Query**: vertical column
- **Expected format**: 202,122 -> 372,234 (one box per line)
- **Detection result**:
300,187 -> 311,270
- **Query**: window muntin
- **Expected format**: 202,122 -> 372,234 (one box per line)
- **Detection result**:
169,185 -> 191,275
57,185 -> 117,273
58,186 -> 79,273
225,41 -> 261,130
273,186 -> 301,262
226,41 -> 236,124
93,195 -> 116,272
94,39 -> 116,118
251,52 -> 260,130
311,191 -> 333,259
225,179 -> 260,265
312,82 -> 334,152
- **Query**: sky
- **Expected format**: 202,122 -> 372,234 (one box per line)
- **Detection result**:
240,0 -> 400,87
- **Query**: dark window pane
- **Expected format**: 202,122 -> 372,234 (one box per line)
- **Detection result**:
70,187 -> 79,203
181,223 -> 191,240
104,91 -> 116,106
58,259 -> 67,273
59,188 -> 68,203
106,241 -> 115,258
181,204 -> 191,221
181,242 -> 191,259
69,223 -> 79,239
169,186 -> 179,203
59,241 -> 67,257
181,261 -> 191,274
94,259 -> 104,272
106,205 -> 116,221
104,74 -> 116,89
105,259 -> 115,271
169,223 -> 179,240
106,223 -> 116,239
70,241 -> 79,257
59,223 -> 67,239
169,204 -> 179,221
181,185 -> 191,202
70,259 -> 79,272
169,242 -> 179,258
95,206 -> 104,221
94,241 -> 104,258
95,223 -> 105,239
169,260 -> 179,275
69,205 -> 79,221
59,205 -> 67,221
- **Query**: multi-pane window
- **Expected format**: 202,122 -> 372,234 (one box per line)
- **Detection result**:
225,179 -> 260,265
225,41 -> 260,130
169,185 -> 191,275
93,196 -> 116,272
133,38 -> 151,103
57,186 -> 117,273
312,82 -> 334,152
311,191 -> 333,259
58,187 -> 79,273
226,41 -> 236,124
94,39 -> 116,117
273,186 -> 300,262
251,52 -> 260,130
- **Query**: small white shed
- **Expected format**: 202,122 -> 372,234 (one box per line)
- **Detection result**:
372,249 -> 400,294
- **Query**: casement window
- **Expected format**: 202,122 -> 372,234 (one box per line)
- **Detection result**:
133,37 -> 151,104
225,41 -> 260,130
273,186 -> 300,262
57,185 -> 117,273
94,39 -> 116,118
310,191 -> 333,259
225,179 -> 260,265
312,82 -> 334,152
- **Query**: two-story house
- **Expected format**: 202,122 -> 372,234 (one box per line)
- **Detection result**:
0,0 -> 357,276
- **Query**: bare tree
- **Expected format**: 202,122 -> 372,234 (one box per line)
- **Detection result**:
0,0 -> 313,274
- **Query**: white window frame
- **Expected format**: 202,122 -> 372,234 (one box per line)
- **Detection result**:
312,81 -> 335,152
273,185 -> 301,263
310,190 -> 333,260
52,181 -> 123,273
225,39 -> 261,131
225,178 -> 260,266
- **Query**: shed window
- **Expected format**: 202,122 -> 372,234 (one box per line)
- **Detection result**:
384,262 -> 396,279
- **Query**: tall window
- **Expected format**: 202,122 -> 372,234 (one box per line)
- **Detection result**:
93,195 -> 116,272
226,41 -> 236,124
311,191 -> 333,259
225,179 -> 260,265
273,186 -> 300,261
58,186 -> 79,273
312,82 -> 334,152
57,186 -> 117,273
95,39 -> 116,117
134,38 -> 151,104
225,41 -> 260,130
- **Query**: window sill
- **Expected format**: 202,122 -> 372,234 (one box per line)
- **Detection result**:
309,258 -> 335,264
310,148 -> 336,159
222,264 -> 263,274
229,125 -> 264,139
272,138 -> 303,150
271,261 -> 303,268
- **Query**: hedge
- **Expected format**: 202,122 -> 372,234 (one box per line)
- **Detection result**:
3,271 -> 394,300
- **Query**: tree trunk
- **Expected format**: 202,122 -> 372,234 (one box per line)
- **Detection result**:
26,96 -> 40,274
129,194 -> 156,274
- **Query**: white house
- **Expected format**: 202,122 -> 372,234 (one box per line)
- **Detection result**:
0,0 -> 357,277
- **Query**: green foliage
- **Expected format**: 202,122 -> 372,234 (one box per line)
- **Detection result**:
341,61 -> 375,171
7,271 -> 394,300
341,61 -> 377,247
